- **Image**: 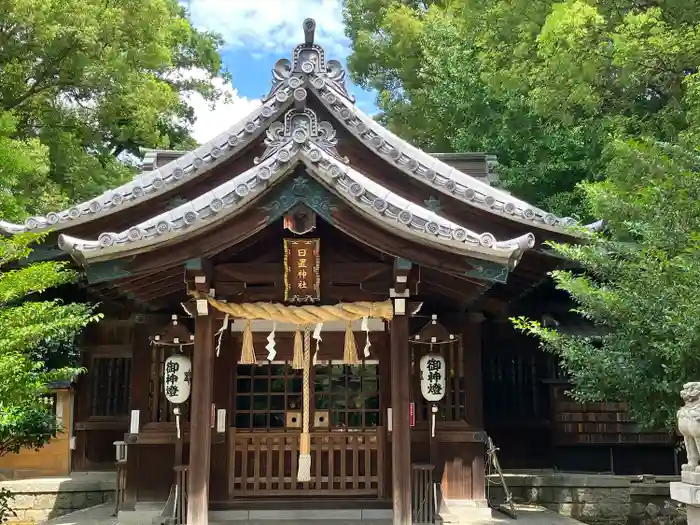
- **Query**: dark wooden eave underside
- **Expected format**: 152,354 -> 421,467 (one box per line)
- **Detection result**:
86,219 -> 557,316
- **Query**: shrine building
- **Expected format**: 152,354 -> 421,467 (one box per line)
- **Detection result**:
0,19 -> 679,525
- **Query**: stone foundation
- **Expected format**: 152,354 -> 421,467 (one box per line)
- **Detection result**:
0,473 -> 116,523
487,473 -> 685,525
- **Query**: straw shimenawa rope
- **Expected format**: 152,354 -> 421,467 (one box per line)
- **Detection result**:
192,295 -> 394,365
193,294 -> 393,323
297,325 -> 312,482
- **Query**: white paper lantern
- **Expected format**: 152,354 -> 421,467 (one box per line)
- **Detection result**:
419,353 -> 446,402
163,354 -> 192,405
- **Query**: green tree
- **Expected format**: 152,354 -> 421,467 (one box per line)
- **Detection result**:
0,113 -> 97,457
0,0 -> 229,218
342,0 -> 699,217
0,232 -> 98,455
344,0 -> 700,428
513,135 -> 700,430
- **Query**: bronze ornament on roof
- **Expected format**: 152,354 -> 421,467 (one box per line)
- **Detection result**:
265,17 -> 353,104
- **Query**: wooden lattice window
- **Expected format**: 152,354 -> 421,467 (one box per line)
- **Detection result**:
314,361 -> 380,429
235,363 -> 302,429
90,357 -> 132,417
149,346 -> 192,423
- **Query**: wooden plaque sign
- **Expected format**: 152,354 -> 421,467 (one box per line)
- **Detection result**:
284,238 -> 320,303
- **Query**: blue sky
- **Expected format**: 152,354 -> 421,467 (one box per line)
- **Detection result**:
180,0 -> 378,143
218,46 -> 376,113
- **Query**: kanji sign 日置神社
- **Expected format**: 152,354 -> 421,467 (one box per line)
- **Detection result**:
284,238 -> 320,303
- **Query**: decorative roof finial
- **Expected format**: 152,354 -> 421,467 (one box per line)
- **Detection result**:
303,18 -> 316,45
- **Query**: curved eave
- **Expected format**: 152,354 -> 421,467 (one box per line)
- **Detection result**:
0,89 -> 295,235
58,146 -> 536,267
309,80 -> 599,237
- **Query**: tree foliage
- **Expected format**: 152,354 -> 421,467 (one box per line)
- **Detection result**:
0,231 -> 98,456
513,138 -> 700,430
343,0 -> 700,428
0,108 -> 97,453
0,0 -> 229,218
342,0 -> 700,218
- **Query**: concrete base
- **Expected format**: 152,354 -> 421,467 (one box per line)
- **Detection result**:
671,480 -> 700,524
49,503 -> 589,525
439,500 -> 494,523
118,505 -> 393,523
117,501 -> 499,525
683,470 -> 700,485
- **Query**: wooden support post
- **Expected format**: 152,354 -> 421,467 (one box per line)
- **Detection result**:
187,311 -> 215,525
390,298 -> 411,525
122,321 -> 152,510
464,312 -> 486,503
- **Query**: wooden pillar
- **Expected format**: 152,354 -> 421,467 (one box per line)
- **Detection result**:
123,320 -> 152,510
187,309 -> 215,525
390,297 -> 411,525
463,312 -> 486,503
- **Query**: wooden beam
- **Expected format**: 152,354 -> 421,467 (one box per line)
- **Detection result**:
123,276 -> 183,299
390,304 -> 411,525
136,282 -> 186,303
187,313 -> 215,525
214,262 -> 390,283
213,281 -> 392,303
117,267 -> 183,292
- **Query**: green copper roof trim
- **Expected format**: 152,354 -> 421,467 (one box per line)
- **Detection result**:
184,258 -> 203,271
395,258 -> 413,270
24,244 -> 65,263
86,259 -> 132,284
259,174 -> 340,224
464,259 -> 509,284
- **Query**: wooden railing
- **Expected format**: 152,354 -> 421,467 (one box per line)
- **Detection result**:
412,464 -> 435,525
228,429 -> 385,498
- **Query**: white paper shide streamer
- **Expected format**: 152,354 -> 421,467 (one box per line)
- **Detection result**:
215,314 -> 230,357
312,323 -> 323,364
266,322 -> 277,361
361,317 -> 371,357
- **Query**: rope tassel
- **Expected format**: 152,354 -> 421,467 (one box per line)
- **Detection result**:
343,322 -> 359,365
240,320 -> 256,364
297,326 -> 312,482
292,327 -> 304,370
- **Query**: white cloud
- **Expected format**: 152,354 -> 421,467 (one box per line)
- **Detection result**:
176,69 -> 262,144
184,0 -> 349,58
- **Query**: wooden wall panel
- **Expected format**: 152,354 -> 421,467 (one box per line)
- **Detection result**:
136,444 -> 177,501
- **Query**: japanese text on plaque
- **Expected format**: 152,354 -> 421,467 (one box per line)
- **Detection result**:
284,238 -> 320,303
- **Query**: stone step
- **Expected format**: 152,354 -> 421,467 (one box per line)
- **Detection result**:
118,506 -> 393,524
210,522 -> 392,525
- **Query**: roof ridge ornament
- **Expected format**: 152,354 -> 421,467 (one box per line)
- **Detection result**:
265,18 -> 354,104
254,105 -> 348,165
